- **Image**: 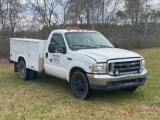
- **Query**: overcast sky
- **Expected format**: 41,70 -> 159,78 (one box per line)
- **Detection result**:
149,0 -> 159,8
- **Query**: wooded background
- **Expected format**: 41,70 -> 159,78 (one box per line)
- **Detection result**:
1,0 -> 160,58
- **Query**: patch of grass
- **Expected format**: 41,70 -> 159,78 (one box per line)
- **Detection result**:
0,48 -> 160,120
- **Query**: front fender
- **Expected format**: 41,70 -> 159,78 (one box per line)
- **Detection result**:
66,61 -> 93,82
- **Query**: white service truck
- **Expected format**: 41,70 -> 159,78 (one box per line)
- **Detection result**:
10,27 -> 147,99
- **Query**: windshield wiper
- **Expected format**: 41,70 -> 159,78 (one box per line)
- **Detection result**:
95,45 -> 113,48
73,45 -> 97,48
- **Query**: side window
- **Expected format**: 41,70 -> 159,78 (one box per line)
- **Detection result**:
51,34 -> 65,47
49,34 -> 66,53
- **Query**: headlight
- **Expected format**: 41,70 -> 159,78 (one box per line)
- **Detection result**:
141,60 -> 145,69
91,63 -> 107,74
140,60 -> 145,73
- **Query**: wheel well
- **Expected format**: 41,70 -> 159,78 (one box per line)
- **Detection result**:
69,67 -> 86,83
18,57 -> 26,65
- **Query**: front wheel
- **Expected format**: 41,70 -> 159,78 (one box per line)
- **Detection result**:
71,72 -> 92,99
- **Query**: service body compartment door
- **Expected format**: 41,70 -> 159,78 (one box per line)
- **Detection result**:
14,40 -> 28,53
28,42 -> 39,71
10,40 -> 28,62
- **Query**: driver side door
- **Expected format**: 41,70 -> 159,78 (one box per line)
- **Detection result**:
44,33 -> 67,79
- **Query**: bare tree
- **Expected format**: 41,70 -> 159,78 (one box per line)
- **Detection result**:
0,0 -> 25,57
8,0 -> 23,37
0,0 -> 9,57
66,0 -> 97,25
26,0 -> 59,33
66,0 -> 122,26
59,0 -> 69,25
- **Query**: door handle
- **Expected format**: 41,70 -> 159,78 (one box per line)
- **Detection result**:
46,52 -> 48,58
67,58 -> 72,61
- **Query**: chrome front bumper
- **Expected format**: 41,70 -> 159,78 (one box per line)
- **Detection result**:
87,69 -> 147,90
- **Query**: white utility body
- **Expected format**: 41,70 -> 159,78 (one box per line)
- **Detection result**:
10,38 -> 46,72
10,27 -> 147,99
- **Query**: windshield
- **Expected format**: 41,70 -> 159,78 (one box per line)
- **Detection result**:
64,32 -> 113,50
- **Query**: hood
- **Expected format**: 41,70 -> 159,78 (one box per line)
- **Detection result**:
77,48 -> 142,62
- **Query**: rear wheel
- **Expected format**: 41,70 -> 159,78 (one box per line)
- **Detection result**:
18,60 -> 31,80
123,86 -> 138,92
71,71 -> 92,99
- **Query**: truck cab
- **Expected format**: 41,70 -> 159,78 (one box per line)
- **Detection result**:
10,27 -> 147,99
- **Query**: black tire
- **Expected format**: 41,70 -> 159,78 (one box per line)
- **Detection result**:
18,60 -> 31,80
30,70 -> 38,80
123,86 -> 138,92
71,71 -> 92,99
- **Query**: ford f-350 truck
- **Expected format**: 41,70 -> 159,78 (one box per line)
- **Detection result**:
10,27 -> 147,99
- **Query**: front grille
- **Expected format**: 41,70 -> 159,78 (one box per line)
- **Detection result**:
108,60 -> 141,76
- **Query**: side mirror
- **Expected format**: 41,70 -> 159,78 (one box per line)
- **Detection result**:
48,43 -> 55,53
114,42 -> 119,48
48,43 -> 66,54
